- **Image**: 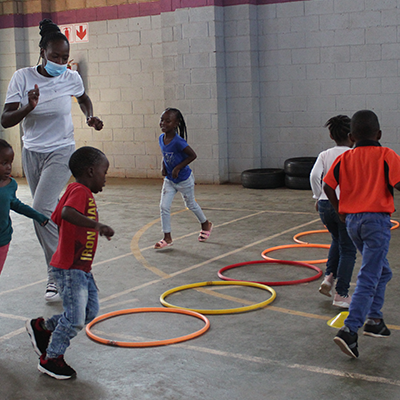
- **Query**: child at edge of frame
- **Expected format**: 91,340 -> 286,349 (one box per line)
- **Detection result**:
309,115 -> 356,309
25,146 -> 114,379
154,107 -> 212,249
323,109 -> 400,359
0,138 -> 49,274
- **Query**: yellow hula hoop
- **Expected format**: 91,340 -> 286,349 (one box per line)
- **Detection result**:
261,243 -> 330,264
86,307 -> 210,347
293,220 -> 399,245
160,280 -> 276,315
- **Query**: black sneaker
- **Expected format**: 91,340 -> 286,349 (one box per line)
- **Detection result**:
363,319 -> 391,338
38,353 -> 76,380
333,326 -> 359,358
25,318 -> 52,356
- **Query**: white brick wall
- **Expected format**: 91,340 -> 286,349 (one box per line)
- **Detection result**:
0,27 -> 23,176
257,0 -> 400,170
3,1 -> 400,182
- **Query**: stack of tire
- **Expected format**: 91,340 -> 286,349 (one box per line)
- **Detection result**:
241,168 -> 285,189
284,157 -> 317,190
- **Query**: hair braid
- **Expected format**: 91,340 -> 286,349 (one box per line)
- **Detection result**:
165,108 -> 187,141
324,115 -> 351,143
39,19 -> 68,49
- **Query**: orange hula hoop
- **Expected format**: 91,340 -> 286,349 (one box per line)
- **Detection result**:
293,230 -> 330,245
261,243 -> 330,264
86,307 -> 210,347
391,219 -> 400,230
293,220 -> 399,245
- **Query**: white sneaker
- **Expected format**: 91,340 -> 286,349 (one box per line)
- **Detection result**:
45,283 -> 61,302
319,273 -> 334,297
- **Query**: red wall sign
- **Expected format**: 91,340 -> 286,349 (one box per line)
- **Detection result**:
60,23 -> 89,43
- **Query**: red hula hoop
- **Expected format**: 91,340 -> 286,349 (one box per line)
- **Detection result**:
218,259 -> 322,286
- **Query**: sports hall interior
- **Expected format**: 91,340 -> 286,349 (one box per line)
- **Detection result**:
2,1 -> 400,399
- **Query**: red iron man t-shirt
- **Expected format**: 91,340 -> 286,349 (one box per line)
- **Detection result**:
50,182 -> 98,273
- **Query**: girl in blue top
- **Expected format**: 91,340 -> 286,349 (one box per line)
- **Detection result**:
154,108 -> 212,249
0,139 -> 48,274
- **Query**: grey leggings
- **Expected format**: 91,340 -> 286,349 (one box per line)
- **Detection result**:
22,145 -> 75,284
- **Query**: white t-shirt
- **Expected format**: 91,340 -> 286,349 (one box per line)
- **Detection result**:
5,66 -> 85,153
310,146 -> 352,201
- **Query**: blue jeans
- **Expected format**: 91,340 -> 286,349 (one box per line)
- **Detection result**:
318,200 -> 356,296
344,213 -> 392,333
160,172 -> 207,233
45,268 -> 99,358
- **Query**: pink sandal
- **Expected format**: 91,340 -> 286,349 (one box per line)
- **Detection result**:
154,239 -> 173,249
198,223 -> 213,242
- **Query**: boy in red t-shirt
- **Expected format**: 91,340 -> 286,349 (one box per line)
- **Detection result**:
323,110 -> 400,358
25,146 -> 114,379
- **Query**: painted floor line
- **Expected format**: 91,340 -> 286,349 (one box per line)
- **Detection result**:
0,209 -> 319,294
101,218 -> 321,303
131,209 -> 268,255
0,312 -> 28,321
178,344 -> 400,387
0,327 -> 26,343
0,279 -> 47,297
169,218 -> 322,278
130,210 -> 270,278
203,207 -> 315,215
83,208 -> 322,267
88,329 -> 400,387
100,298 -> 140,310
159,286 -> 400,331
129,209 -> 188,278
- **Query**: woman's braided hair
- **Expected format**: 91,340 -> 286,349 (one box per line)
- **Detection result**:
39,19 -> 68,49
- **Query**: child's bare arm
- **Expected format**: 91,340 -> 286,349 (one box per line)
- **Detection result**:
171,145 -> 197,179
323,183 -> 338,211
323,182 -> 347,223
61,206 -> 114,240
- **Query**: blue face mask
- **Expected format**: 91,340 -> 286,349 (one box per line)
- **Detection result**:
44,60 -> 67,77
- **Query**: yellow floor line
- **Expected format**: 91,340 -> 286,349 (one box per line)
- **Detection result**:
100,217 -> 322,303
129,209 -> 270,278
172,287 -> 400,329
2,207 -> 398,345
169,218 -> 322,278
129,209 -> 187,278
95,209 -> 322,266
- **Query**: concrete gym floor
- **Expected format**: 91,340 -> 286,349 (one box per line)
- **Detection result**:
1,177 -> 400,400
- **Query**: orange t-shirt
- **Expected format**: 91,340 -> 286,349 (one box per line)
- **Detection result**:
323,141 -> 400,214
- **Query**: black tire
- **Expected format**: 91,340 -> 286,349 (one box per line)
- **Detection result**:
284,157 -> 317,177
241,168 -> 285,189
285,175 -> 311,190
